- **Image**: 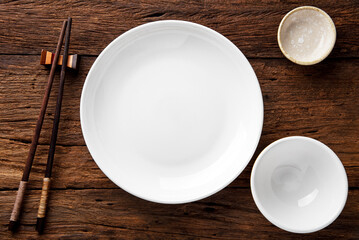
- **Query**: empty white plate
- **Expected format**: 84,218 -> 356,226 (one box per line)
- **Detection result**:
80,20 -> 263,203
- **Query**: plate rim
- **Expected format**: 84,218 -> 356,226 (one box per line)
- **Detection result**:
80,20 -> 264,204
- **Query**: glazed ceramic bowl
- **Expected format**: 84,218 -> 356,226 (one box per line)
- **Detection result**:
251,136 -> 348,233
278,6 -> 336,65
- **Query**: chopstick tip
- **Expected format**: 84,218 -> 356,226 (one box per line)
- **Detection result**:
36,217 -> 45,234
8,220 -> 19,232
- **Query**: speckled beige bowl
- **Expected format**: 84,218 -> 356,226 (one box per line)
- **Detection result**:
278,6 -> 336,65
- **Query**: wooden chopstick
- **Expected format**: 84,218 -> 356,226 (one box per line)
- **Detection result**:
36,17 -> 72,234
8,20 -> 68,233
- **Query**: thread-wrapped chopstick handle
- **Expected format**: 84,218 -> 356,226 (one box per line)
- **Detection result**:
8,20 -> 67,233
9,181 -> 28,231
36,177 -> 51,233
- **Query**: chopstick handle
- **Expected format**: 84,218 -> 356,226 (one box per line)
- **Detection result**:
36,17 -> 72,234
36,177 -> 51,233
8,181 -> 28,231
8,20 -> 67,233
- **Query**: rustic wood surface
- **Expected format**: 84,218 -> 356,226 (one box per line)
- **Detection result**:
0,0 -> 358,239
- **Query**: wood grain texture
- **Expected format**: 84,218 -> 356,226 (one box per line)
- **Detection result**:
0,56 -> 358,189
0,188 -> 358,239
0,0 -> 358,238
0,0 -> 358,57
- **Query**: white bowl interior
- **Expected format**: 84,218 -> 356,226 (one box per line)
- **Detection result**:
81,21 -> 263,203
251,137 -> 347,233
279,7 -> 336,64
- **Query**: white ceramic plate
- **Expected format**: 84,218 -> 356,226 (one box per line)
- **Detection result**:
81,20 -> 263,203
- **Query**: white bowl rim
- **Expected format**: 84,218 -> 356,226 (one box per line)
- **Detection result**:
250,136 -> 348,233
277,6 -> 337,66
80,20 -> 264,204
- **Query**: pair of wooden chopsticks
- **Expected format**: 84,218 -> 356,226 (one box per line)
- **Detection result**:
9,17 -> 72,233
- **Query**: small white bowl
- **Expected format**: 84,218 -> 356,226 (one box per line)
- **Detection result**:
251,136 -> 348,233
278,6 -> 336,65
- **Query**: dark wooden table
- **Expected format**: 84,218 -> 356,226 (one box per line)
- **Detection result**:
1,1 -> 358,239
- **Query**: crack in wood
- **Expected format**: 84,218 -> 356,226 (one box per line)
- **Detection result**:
144,12 -> 166,18
87,222 -> 219,239
1,187 -> 358,192
0,136 -> 86,147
